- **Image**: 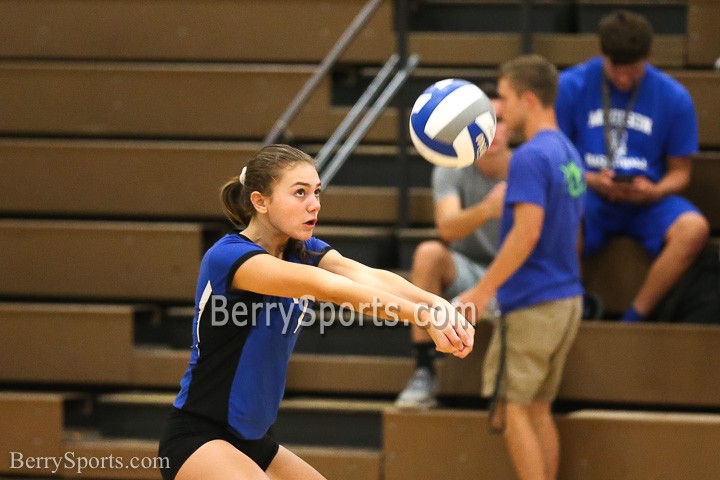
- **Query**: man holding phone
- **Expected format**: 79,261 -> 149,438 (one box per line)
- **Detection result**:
555,10 -> 709,321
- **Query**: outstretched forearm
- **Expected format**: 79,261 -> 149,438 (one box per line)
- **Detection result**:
323,257 -> 448,310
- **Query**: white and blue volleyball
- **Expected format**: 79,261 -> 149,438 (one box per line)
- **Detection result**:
410,79 -> 496,168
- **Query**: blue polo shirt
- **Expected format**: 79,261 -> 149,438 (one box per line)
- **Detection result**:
497,130 -> 585,313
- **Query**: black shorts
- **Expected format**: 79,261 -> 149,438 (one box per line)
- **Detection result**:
158,408 -> 279,480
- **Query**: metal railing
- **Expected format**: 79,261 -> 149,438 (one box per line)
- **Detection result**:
315,54 -> 401,172
264,0 -> 417,226
319,53 -> 419,187
263,0 -> 384,146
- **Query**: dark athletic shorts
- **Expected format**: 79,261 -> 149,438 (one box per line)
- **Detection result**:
583,191 -> 700,258
158,408 -> 279,480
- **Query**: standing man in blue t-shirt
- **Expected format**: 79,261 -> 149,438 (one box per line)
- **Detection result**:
556,10 -> 709,322
458,55 -> 585,480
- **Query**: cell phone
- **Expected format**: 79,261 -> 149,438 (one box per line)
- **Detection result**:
613,174 -> 635,183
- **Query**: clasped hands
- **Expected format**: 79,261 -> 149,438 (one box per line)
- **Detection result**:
589,169 -> 661,204
424,282 -> 501,359
424,301 -> 475,359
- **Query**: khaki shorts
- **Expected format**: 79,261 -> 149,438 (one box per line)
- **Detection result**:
482,296 -> 582,405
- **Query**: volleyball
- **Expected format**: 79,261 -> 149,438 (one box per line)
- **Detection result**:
409,79 -> 497,168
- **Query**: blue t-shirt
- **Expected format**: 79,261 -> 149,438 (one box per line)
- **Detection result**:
497,130 -> 585,313
556,57 -> 698,182
173,233 -> 331,439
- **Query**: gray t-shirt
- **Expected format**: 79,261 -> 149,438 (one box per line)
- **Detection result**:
432,165 -> 501,265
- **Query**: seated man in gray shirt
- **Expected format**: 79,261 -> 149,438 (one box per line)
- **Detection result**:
396,91 -> 510,409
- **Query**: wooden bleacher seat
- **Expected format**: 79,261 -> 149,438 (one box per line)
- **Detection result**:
301,143 -> 434,189
287,354 -> 413,394
411,32 -> 685,68
583,235 -> 720,317
671,70 -> 720,149
63,432 -> 379,480
0,138 -> 258,219
131,347 -> 188,387
131,320 -> 720,407
0,392 -> 67,474
560,321 -> 720,406
384,409 -> 515,480
384,408 -> 720,480
535,33 -> 685,68
3,0 -> 690,69
63,432 -> 160,479
315,186 -> 433,225
287,446 -> 381,480
0,138 -> 259,219
132,346 -> 416,393
314,226 -> 395,267
582,236 -> 652,315
274,398 -> 391,449
0,303 -> 136,384
687,151 -> 720,232
5,0 -> 682,66
0,220 -> 207,301
0,61 -> 394,141
441,321 -> 720,407
687,0 -> 720,67
558,410 -> 720,480
0,0 -> 394,64
88,393 -> 385,479
0,139 -> 428,224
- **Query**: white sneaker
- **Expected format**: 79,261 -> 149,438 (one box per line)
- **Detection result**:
394,367 -> 438,409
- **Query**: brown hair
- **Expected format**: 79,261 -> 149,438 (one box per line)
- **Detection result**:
499,54 -> 558,107
598,10 -> 653,65
220,144 -> 317,260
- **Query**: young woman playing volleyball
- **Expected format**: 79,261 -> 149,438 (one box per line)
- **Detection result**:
158,144 -> 474,480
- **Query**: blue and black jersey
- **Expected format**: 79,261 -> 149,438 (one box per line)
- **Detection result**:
173,233 -> 332,439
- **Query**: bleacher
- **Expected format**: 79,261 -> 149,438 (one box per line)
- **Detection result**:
1,1 -> 719,479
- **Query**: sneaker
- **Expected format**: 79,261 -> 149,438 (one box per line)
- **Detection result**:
394,367 -> 438,409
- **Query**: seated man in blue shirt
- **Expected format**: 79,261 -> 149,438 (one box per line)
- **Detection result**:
556,10 -> 709,321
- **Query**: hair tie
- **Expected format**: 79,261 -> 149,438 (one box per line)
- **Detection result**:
239,166 -> 247,185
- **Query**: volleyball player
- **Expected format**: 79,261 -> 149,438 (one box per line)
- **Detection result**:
158,144 -> 474,480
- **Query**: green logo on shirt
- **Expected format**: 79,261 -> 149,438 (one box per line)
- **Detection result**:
560,162 -> 586,198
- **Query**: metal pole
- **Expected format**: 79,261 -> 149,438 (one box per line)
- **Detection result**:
315,54 -> 400,171
263,0 -> 384,146
395,0 -> 411,228
321,55 -> 419,187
